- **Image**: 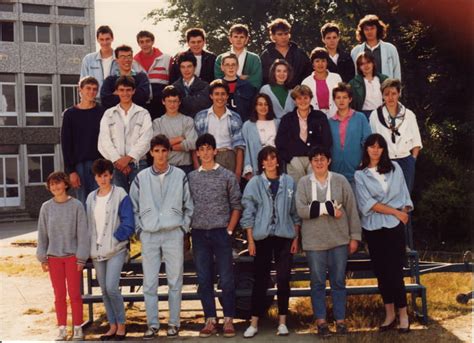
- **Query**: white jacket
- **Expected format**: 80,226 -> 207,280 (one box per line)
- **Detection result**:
98,103 -> 153,162
301,71 -> 342,118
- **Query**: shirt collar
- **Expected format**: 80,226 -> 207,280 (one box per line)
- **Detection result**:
207,106 -> 232,118
297,110 -> 309,121
331,109 -> 354,121
184,76 -> 195,88
231,47 -> 247,56
198,163 -> 220,172
365,41 -> 381,51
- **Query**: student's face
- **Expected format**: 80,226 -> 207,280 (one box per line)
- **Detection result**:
197,144 -> 217,164
116,50 -> 133,71
255,97 -> 269,119
382,87 -> 400,107
221,58 -> 238,78
179,61 -> 196,81
95,171 -> 113,188
187,36 -> 205,55
150,145 -> 169,166
262,153 -> 278,174
271,30 -> 290,47
79,84 -> 98,102
162,96 -> 181,114
49,180 -> 67,197
294,95 -> 311,111
322,31 -> 340,50
334,92 -> 352,111
363,25 -> 378,42
97,33 -> 113,50
367,142 -> 383,163
312,58 -> 328,73
210,87 -> 229,107
229,32 -> 249,50
116,85 -> 135,103
359,58 -> 374,77
310,154 -> 331,175
138,36 -> 154,55
274,64 -> 288,84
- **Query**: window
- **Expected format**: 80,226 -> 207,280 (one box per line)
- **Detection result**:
22,4 -> 50,14
0,4 -> 14,12
0,74 -> 17,126
0,145 -> 20,207
58,7 -> 85,17
27,145 -> 55,184
59,25 -> 84,45
60,75 -> 80,111
23,22 -> 50,43
25,74 -> 53,126
0,22 -> 14,42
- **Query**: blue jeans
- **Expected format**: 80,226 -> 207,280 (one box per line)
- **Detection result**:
75,160 -> 98,205
192,228 -> 235,318
93,249 -> 127,324
113,160 -> 148,193
393,155 -> 416,194
306,244 -> 348,321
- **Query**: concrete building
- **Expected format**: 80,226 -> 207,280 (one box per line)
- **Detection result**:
0,0 -> 95,218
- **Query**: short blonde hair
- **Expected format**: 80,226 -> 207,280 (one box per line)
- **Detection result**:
291,85 -> 313,100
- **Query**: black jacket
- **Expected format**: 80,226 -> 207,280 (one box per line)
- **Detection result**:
172,77 -> 211,118
260,42 -> 312,88
223,78 -> 257,123
170,49 -> 217,84
100,72 -> 150,109
275,108 -> 332,163
327,49 -> 355,83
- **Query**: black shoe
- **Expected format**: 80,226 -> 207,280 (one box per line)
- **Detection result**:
398,323 -> 410,334
316,323 -> 331,337
115,330 -> 127,341
100,333 -> 115,341
336,323 -> 348,334
379,319 -> 397,332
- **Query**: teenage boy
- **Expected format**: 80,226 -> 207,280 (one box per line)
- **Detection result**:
328,82 -> 371,187
351,14 -> 401,80
98,75 -> 152,193
260,18 -> 312,88
320,22 -> 355,83
101,45 -> 150,109
153,85 -> 198,174
130,135 -> 193,340
172,52 -> 211,118
218,52 -> 256,122
194,80 -> 245,179
134,30 -> 173,119
61,76 -> 104,205
187,133 -> 242,338
170,28 -> 217,84
214,24 -> 262,89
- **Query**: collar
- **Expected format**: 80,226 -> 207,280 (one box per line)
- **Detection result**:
198,163 -> 220,172
331,109 -> 354,121
231,47 -> 247,56
297,110 -> 309,121
310,172 -> 330,185
114,69 -> 136,77
183,76 -> 195,87
365,41 -> 381,51
383,102 -> 406,120
151,164 -> 171,175
115,103 -> 136,115
207,106 -> 232,118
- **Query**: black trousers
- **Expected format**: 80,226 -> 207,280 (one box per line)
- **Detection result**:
364,222 -> 407,308
251,236 -> 293,317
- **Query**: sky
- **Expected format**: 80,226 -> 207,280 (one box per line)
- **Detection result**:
95,0 -> 183,55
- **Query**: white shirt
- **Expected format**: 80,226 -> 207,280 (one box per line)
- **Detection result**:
117,104 -> 131,128
207,108 -> 232,149
94,191 -> 111,244
369,105 -> 423,159
368,167 -> 388,193
184,76 -> 195,88
362,76 -> 383,110
256,120 -> 276,147
329,53 -> 339,65
232,47 -> 247,76
195,55 -> 202,77
101,55 -> 114,79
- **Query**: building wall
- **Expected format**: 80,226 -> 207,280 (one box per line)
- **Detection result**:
0,0 -> 95,216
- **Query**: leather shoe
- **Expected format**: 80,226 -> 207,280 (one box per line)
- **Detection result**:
379,319 -> 396,332
100,333 -> 115,341
398,323 -> 410,334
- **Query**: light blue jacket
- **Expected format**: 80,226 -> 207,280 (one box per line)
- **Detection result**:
260,84 -> 295,119
242,119 -> 279,175
241,173 -> 301,240
351,40 -> 401,80
129,165 -> 194,235
354,162 -> 413,231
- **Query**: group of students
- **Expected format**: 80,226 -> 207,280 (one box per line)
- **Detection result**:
37,13 -> 423,341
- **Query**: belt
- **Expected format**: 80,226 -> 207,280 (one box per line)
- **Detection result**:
216,148 -> 233,152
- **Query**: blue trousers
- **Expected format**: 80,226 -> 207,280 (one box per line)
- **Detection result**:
113,160 -> 147,193
75,160 -> 98,205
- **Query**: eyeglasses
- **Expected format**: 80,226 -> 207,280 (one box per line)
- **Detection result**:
118,55 -> 133,60
311,158 -> 328,163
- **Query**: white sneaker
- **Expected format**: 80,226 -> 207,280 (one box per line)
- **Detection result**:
277,323 -> 289,336
72,325 -> 84,341
243,325 -> 258,338
55,326 -> 67,341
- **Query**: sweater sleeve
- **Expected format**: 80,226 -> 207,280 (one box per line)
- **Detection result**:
181,117 -> 198,152
341,177 -> 362,241
36,203 -> 49,263
228,173 -> 243,212
295,178 -> 311,219
114,195 -> 136,241
182,175 -> 194,232
75,203 -> 90,265
60,110 -> 76,174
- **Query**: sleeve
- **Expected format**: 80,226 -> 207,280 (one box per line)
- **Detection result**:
240,182 -> 257,229
361,114 -> 372,145
342,178 -> 362,241
295,178 -> 311,219
60,110 -> 76,174
228,173 -> 243,211
242,123 -> 253,174
113,195 -> 136,241
409,111 -> 423,150
36,204 -> 49,263
80,56 -> 88,79
152,118 -> 161,137
97,113 -> 122,162
214,54 -> 224,80
129,176 -> 142,234
182,175 -> 194,232
132,73 -> 151,107
289,179 -> 302,226
75,204 -> 90,265
392,45 -> 402,80
230,115 -> 245,149
181,117 -> 198,151
100,77 -> 119,109
127,111 -> 153,161
354,171 -> 378,216
260,51 -> 270,85
275,116 -> 290,162
247,54 -> 262,89
321,115 -> 333,150
194,112 -> 206,136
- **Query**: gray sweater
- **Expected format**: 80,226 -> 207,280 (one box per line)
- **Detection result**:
188,165 -> 242,229
296,172 -> 361,251
36,197 -> 90,264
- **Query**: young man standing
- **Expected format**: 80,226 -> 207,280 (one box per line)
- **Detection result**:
194,80 -> 245,179
171,52 -> 211,118
214,24 -> 262,89
130,135 -> 193,340
61,76 -> 104,205
187,133 -> 242,338
98,76 -> 152,193
260,18 -> 312,88
100,45 -> 150,109
218,52 -> 256,122
171,28 -> 217,84
153,85 -> 198,174
134,30 -> 173,119
320,22 -> 355,83
351,14 -> 401,80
